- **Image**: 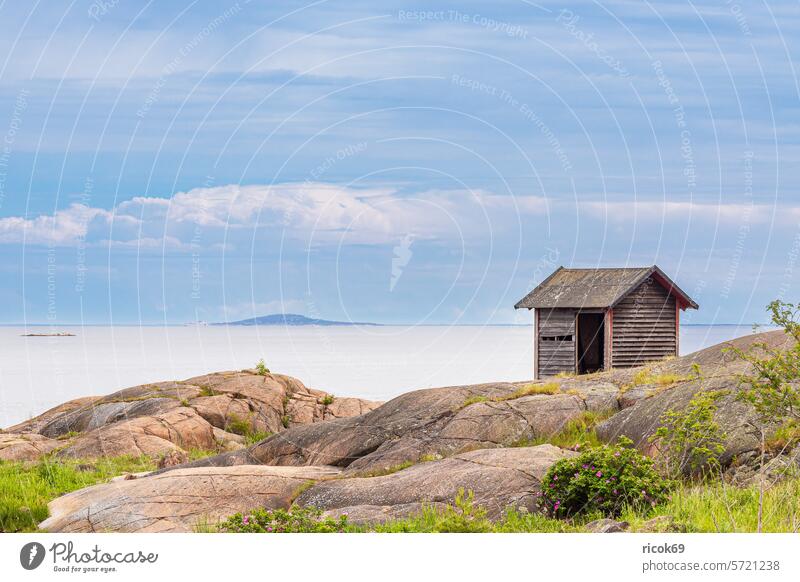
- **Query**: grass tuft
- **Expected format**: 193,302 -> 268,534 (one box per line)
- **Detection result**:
225,413 -> 272,445
197,385 -> 219,397
500,382 -> 560,399
356,460 -> 415,478
513,409 -> 615,450
461,395 -> 489,407
622,368 -> 689,392
461,382 -> 561,408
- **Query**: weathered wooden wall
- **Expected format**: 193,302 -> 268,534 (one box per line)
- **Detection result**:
537,308 -> 576,377
610,278 -> 676,367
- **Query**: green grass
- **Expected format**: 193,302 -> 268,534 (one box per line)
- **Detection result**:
225,414 -> 272,445
287,480 -> 317,504
186,448 -> 221,461
461,382 -> 561,408
461,395 -> 489,407
361,478 -> 800,532
0,455 -> 156,532
55,430 -> 82,441
355,460 -> 415,478
499,382 -> 560,400
320,394 -> 335,406
622,476 -> 800,533
225,414 -> 253,437
369,505 -> 581,533
623,368 -> 687,392
216,476 -> 800,532
513,409 -> 615,450
244,431 -> 272,446
197,385 -> 220,397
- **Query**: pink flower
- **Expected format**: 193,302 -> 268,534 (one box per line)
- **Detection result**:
242,516 -> 249,525
613,489 -> 618,495
596,471 -> 603,477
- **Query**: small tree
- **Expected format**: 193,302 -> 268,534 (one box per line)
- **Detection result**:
728,300 -> 800,423
649,390 -> 727,479
727,299 -> 800,532
255,359 -> 270,376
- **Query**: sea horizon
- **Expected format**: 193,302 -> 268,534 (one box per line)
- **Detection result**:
0,323 -> 775,427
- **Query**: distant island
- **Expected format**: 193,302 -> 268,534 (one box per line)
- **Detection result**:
21,332 -> 76,337
215,313 -> 380,326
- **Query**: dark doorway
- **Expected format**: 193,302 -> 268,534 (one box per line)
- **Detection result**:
577,313 -> 605,374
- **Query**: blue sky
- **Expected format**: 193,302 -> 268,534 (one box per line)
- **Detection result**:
0,0 -> 798,325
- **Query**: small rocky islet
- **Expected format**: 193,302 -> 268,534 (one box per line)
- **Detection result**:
1,330 -> 796,533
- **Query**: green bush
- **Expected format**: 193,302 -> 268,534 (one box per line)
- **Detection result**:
539,437 -> 671,518
255,359 -> 270,376
729,300 -> 800,424
219,506 -> 348,533
649,390 -> 727,478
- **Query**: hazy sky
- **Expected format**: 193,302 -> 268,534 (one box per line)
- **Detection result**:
0,0 -> 798,325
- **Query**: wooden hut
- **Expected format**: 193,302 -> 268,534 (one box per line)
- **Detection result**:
514,265 -> 698,379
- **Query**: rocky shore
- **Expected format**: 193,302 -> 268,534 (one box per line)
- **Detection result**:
2,330 -> 797,533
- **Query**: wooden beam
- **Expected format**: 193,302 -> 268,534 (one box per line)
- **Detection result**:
533,308 -> 539,380
574,312 -> 580,374
605,308 -> 613,370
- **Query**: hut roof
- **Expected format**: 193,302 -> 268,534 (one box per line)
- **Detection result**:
514,265 -> 699,310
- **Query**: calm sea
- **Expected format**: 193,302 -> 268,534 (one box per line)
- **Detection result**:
0,324 -> 768,427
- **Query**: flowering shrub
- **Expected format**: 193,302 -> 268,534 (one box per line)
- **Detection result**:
219,506 -> 348,533
539,437 -> 671,518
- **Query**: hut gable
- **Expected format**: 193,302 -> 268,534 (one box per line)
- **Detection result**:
515,265 -> 698,378
514,265 -> 698,311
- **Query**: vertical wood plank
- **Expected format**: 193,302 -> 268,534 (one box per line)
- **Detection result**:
533,308 -> 539,380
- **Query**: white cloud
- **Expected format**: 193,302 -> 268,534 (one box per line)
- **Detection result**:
4,185 -> 794,252
0,204 -> 110,245
0,183 -> 546,249
579,200 -> 777,224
